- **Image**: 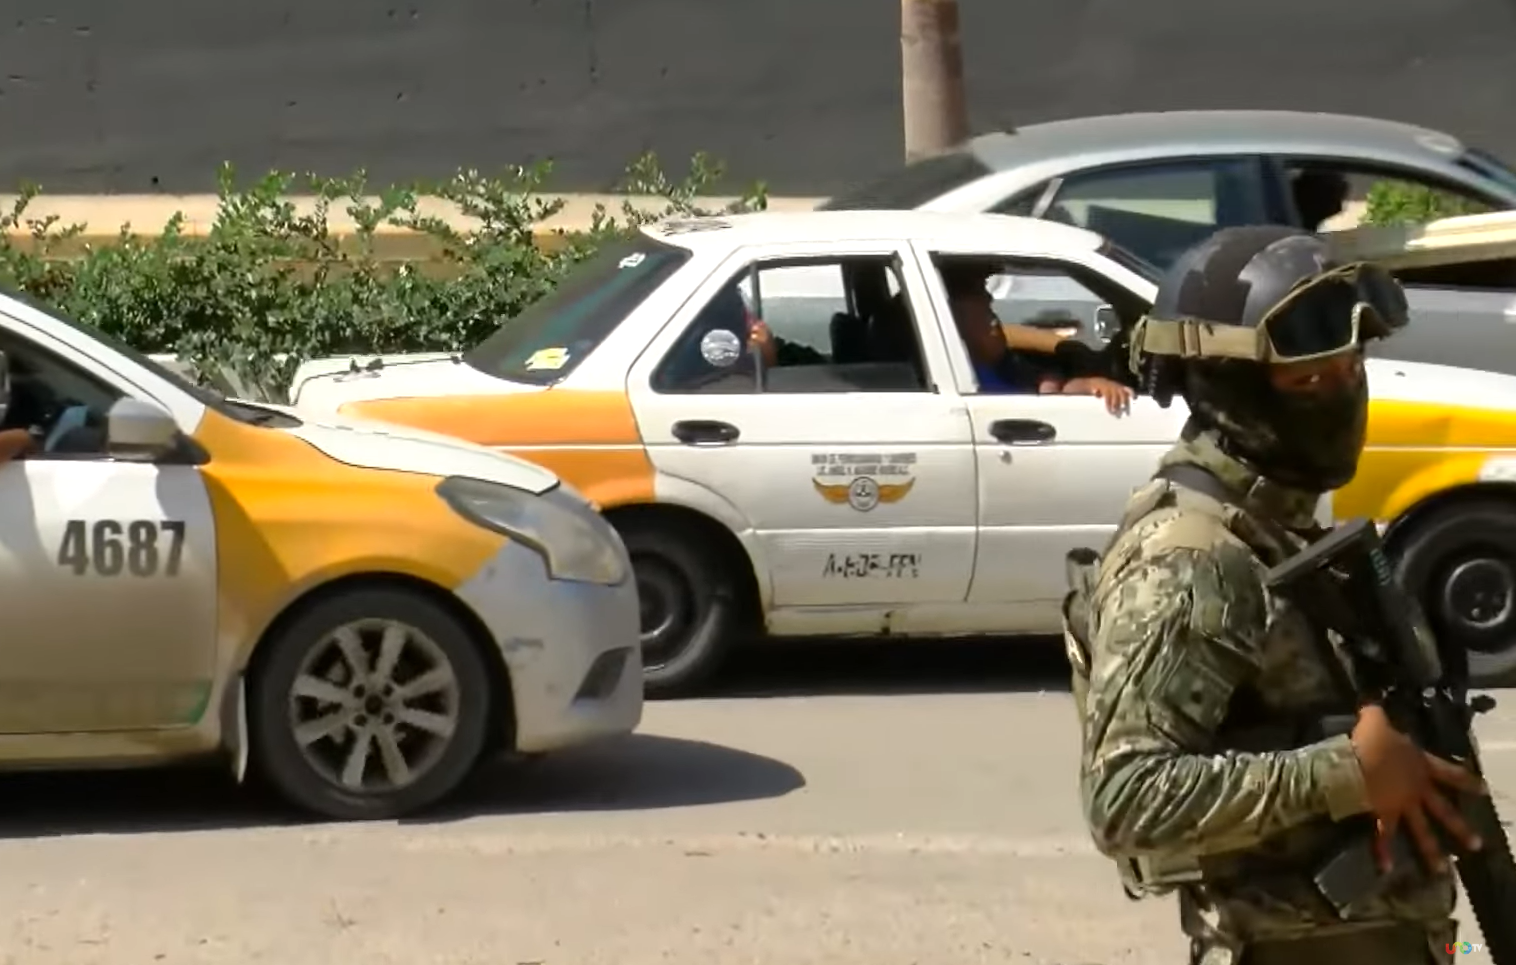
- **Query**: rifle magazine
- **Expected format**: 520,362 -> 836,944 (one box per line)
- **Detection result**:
1455,794 -> 1515,964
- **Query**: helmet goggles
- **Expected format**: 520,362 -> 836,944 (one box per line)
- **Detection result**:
1136,262 -> 1409,364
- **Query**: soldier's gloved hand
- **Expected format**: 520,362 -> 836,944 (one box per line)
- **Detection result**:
1350,703 -> 1488,874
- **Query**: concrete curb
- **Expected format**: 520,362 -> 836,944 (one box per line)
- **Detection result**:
1,193 -> 827,256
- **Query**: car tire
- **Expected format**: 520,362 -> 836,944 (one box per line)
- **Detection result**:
619,523 -> 738,699
249,587 -> 493,820
1393,499 -> 1516,688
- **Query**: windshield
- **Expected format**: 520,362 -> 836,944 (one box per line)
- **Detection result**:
3,288 -> 237,416
1459,147 -> 1516,200
464,233 -> 691,385
819,149 -> 992,210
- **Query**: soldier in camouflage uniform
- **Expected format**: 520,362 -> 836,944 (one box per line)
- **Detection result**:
1061,226 -> 1490,964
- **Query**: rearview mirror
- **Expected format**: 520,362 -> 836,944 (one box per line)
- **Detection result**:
1093,305 -> 1120,343
106,397 -> 180,461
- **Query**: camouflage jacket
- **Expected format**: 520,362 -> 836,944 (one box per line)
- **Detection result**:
1069,429 -> 1457,955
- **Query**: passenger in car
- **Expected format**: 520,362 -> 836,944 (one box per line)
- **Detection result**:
940,261 -> 1133,414
0,425 -> 36,462
1290,168 -> 1351,231
667,281 -> 827,380
747,314 -> 826,368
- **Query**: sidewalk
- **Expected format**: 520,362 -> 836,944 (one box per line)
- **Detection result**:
0,192 -> 827,249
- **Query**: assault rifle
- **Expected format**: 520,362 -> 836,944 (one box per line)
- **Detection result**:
1265,517 -> 1513,963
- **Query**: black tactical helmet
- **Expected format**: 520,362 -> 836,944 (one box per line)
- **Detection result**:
1135,225 -> 1410,491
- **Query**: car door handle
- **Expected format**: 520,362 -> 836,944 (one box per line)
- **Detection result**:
989,419 -> 1056,445
671,419 -> 740,445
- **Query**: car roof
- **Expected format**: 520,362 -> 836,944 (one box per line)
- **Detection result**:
638,209 -> 1108,253
966,110 -> 1469,171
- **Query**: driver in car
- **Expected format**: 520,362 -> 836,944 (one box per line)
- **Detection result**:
0,349 -> 38,462
0,425 -> 37,463
940,261 -> 1133,414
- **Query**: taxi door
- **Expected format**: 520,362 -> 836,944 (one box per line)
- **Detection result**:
910,243 -> 1190,629
626,240 -> 978,610
0,325 -> 219,735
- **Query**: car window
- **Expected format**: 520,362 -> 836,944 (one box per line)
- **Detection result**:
651,255 -> 929,395
819,150 -> 993,210
1,288 -> 264,424
1279,159 -> 1499,232
932,253 -> 1148,396
1045,157 -> 1267,269
0,329 -> 124,458
988,264 -> 1115,348
464,233 -> 692,385
990,188 -> 1043,217
1459,147 -> 1516,198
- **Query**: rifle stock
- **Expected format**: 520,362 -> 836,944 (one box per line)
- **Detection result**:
1264,518 -> 1514,963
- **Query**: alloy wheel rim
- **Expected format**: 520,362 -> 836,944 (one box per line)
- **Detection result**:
287,618 -> 461,793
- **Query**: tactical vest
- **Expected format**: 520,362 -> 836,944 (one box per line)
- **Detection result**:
1061,464 -> 1306,899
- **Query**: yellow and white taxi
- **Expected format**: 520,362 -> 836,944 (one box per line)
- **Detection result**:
0,289 -> 640,820
288,210 -> 1516,695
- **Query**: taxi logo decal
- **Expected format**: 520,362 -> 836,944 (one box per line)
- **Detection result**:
810,450 -> 918,512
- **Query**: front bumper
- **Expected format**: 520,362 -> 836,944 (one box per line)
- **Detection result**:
454,537 -> 643,753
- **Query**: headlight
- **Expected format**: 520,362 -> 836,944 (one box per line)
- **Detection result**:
435,476 -> 628,586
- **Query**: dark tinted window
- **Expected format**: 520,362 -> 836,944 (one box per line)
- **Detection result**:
820,150 -> 992,210
465,234 -> 691,385
1458,148 -> 1516,200
653,256 -> 928,395
991,189 -> 1044,216
1048,157 -> 1267,269
3,288 -> 235,416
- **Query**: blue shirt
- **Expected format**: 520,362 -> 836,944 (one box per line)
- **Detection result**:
974,351 -> 1048,394
974,361 -> 1020,393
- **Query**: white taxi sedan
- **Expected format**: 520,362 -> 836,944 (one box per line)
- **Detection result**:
0,288 -> 640,819
288,210 -> 1516,695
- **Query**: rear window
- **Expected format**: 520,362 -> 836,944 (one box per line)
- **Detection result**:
464,233 -> 691,385
819,149 -> 992,210
1458,147 -> 1516,201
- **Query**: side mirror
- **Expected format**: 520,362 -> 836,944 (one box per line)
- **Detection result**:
106,397 -> 180,461
1093,305 -> 1121,343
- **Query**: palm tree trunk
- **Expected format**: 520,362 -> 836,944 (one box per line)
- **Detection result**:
901,0 -> 970,163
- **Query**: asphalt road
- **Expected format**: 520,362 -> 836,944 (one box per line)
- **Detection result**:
0,639 -> 1510,965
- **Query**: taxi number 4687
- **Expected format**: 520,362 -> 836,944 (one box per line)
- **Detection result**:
822,552 -> 920,579
56,518 -> 188,578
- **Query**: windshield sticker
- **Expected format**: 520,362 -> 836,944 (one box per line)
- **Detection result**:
699,328 -> 743,367
618,252 -> 647,269
822,551 -> 920,579
523,347 -> 570,371
811,451 -> 917,512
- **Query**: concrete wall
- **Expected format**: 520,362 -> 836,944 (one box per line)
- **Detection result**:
4,0 -> 1516,197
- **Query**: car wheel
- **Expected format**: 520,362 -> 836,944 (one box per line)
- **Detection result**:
620,524 -> 737,699
249,587 -> 493,820
1393,499 -> 1516,687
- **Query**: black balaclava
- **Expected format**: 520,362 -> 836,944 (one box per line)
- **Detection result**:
1183,355 -> 1368,493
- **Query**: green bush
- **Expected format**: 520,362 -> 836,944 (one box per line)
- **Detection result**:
0,153 -> 768,397
1362,180 -> 1484,227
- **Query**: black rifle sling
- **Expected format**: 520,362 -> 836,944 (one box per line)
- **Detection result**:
1152,462 -> 1239,506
